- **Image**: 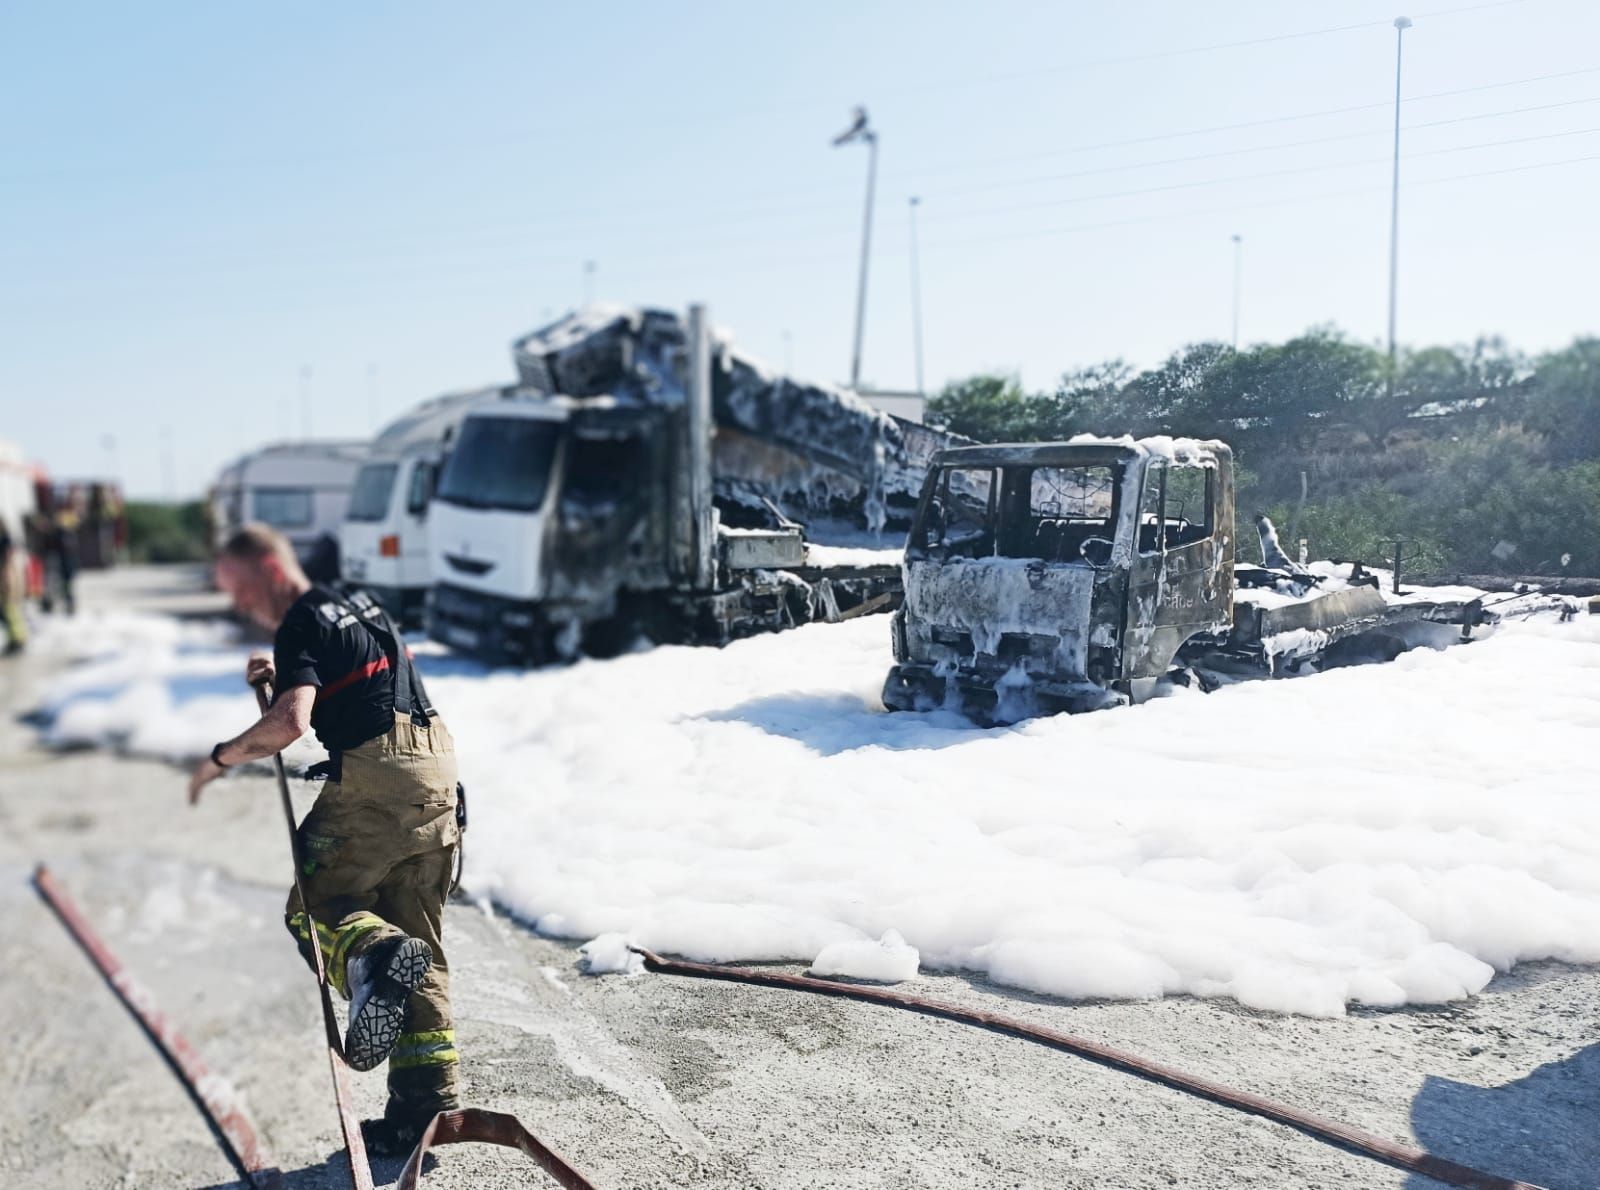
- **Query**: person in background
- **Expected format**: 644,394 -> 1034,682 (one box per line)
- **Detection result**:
39,507 -> 79,616
0,519 -> 26,654
187,523 -> 463,1153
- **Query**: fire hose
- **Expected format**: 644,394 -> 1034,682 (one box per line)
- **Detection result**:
32,682 -> 596,1190
253,680 -> 595,1189
632,947 -> 1546,1190
32,864 -> 284,1190
256,680 -> 376,1190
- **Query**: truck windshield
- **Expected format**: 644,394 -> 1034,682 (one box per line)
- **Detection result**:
346,463 -> 398,522
435,416 -> 561,512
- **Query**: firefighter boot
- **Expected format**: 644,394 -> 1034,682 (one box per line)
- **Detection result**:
345,934 -> 433,1072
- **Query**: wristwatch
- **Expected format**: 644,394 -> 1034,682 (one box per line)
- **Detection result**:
210,742 -> 230,769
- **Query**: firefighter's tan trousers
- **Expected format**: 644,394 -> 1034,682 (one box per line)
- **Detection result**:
285,712 -> 461,1119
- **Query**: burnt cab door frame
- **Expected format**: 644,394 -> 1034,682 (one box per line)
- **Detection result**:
1122,446 -> 1234,682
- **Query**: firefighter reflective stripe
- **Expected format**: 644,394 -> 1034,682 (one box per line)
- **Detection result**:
289,912 -> 337,967
390,1029 -> 457,1070
327,912 -> 387,996
289,910 -> 387,998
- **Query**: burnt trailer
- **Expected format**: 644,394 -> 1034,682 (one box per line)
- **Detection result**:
426,305 -> 958,664
883,437 -> 1520,723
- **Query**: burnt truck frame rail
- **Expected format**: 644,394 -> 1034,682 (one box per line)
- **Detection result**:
882,437 -> 1495,722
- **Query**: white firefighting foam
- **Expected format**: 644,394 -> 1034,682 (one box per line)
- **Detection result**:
30,605 -> 1600,1017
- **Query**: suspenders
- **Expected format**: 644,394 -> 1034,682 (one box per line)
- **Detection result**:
337,586 -> 434,726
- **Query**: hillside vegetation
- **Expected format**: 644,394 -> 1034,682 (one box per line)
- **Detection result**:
927,333 -> 1600,577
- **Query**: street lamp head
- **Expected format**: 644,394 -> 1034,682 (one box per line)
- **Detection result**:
1394,15 -> 1412,30
1231,233 -> 1242,243
910,195 -> 921,207
832,105 -> 873,147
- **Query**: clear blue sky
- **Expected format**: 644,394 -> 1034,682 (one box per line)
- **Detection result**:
3,0 -> 1597,498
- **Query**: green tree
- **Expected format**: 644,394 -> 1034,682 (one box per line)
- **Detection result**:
927,373 -> 1067,442
1524,338 -> 1600,462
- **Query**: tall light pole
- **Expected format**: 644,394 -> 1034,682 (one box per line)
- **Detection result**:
583,260 -> 596,306
782,329 -> 793,374
908,196 -> 926,400
160,424 -> 176,500
1387,16 -> 1412,396
1230,234 -> 1243,350
832,106 -> 877,392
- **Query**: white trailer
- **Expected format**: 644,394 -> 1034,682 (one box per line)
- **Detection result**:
210,441 -> 366,581
339,387 -> 502,626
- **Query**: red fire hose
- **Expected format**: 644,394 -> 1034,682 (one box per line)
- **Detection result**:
632,947 -> 1546,1190
32,864 -> 284,1190
255,680 -> 375,1190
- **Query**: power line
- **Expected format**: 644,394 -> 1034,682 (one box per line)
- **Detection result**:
24,78 -> 1592,289
927,93 -> 1600,201
935,150 -> 1600,254
0,6 -> 1558,190
897,65 -> 1600,182
897,0 -> 1531,95
919,124 -> 1600,226
46,148 -> 1600,309
16,122 -> 1600,297
16,144 -> 1590,338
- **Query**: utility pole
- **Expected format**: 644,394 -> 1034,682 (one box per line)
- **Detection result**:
1230,234 -> 1243,350
832,106 -> 877,392
1387,16 -> 1412,397
909,196 -> 926,399
160,424 -> 176,500
299,365 -> 313,440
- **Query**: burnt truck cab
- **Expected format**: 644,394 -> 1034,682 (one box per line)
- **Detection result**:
883,437 -> 1235,721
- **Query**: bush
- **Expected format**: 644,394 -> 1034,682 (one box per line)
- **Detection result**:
125,501 -> 210,564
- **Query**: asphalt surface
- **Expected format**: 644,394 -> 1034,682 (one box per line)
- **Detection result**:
2,565 -> 1595,1189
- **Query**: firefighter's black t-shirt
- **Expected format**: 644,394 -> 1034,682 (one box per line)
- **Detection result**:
273,584 -> 411,753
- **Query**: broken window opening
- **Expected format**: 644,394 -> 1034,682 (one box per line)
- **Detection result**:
918,466 -> 995,560
996,465 -> 1117,562
1137,463 -> 1214,554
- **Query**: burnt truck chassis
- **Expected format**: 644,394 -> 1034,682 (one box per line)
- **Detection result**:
432,553 -> 902,667
882,440 -> 1500,723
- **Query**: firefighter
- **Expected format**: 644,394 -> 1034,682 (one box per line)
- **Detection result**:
0,518 -> 27,654
187,522 -> 461,1153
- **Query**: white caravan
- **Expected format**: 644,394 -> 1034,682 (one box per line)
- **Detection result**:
339,387 -> 501,626
210,441 -> 366,581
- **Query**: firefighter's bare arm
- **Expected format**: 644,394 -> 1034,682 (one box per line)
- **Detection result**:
187,684 -> 315,804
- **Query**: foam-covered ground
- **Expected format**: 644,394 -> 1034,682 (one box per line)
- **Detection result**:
31,605 -> 1600,1017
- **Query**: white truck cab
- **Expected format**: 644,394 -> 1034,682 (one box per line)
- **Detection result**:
339,388 -> 500,626
425,396 -> 571,658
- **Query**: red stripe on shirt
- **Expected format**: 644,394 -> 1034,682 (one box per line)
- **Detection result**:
314,654 -> 391,704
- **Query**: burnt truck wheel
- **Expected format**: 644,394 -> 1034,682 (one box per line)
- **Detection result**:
882,666 -> 945,713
